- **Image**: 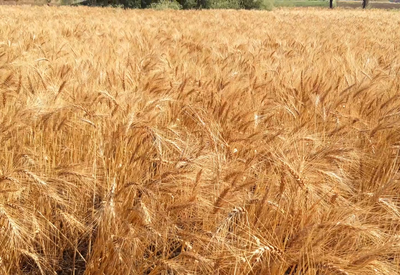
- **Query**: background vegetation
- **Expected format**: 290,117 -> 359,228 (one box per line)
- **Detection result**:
1,6 -> 400,275
77,0 -> 275,10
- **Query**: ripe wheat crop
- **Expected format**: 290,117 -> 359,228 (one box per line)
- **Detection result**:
1,6 -> 400,275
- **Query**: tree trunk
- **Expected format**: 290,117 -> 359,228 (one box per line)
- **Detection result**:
330,0 -> 333,8
363,0 -> 369,8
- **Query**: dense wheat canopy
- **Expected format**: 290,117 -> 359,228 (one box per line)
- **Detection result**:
1,6 -> 400,274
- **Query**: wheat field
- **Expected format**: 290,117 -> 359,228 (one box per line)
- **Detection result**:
1,6 -> 400,275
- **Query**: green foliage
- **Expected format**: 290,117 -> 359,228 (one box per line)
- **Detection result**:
274,0 -> 327,7
207,0 -> 240,9
240,0 -> 274,10
259,0 -> 274,9
122,0 -> 141,8
179,0 -> 198,9
78,0 -> 275,10
149,0 -> 182,9
240,0 -> 260,9
205,0 -> 274,10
